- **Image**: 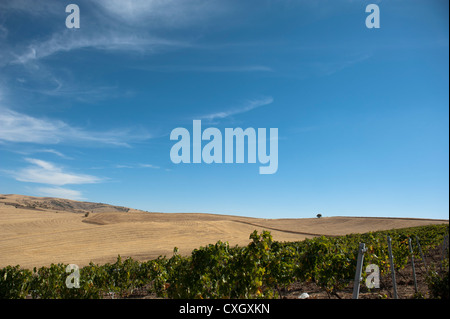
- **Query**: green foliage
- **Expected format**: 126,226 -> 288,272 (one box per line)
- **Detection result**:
30,263 -> 106,299
164,231 -> 285,298
0,265 -> 32,299
0,223 -> 448,299
426,255 -> 449,299
426,268 -> 449,299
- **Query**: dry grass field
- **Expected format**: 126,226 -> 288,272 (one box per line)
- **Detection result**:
0,194 -> 447,269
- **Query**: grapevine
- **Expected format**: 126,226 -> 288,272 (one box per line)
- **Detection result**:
1,224 -> 448,299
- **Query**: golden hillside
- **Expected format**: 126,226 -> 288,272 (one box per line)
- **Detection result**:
0,194 -> 447,269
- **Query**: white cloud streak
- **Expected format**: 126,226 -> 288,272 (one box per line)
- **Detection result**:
0,0 -> 61,16
38,149 -> 71,159
115,163 -> 160,169
12,158 -> 102,186
5,0 -> 226,66
0,107 -> 151,147
94,0 -> 228,28
137,65 -> 274,73
34,187 -> 85,201
12,31 -> 189,65
200,97 -> 274,122
311,54 -> 372,77
0,24 -> 7,39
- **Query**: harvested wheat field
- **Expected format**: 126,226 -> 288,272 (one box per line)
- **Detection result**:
0,194 -> 447,269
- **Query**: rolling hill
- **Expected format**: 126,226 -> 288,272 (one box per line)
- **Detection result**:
0,194 -> 447,269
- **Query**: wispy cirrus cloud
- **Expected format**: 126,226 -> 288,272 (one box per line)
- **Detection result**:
8,148 -> 72,159
199,96 -> 274,122
94,0 -> 228,28
0,0 -> 219,104
33,187 -> 85,201
310,54 -> 372,77
11,31 -> 191,65
0,106 -> 151,147
135,65 -> 273,73
115,163 -> 160,169
11,158 -> 102,186
0,24 -> 7,39
38,149 -> 72,159
3,0 -> 226,66
0,0 -> 61,16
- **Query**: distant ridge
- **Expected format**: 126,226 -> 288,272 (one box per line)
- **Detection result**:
0,194 -> 132,214
1,194 -> 448,269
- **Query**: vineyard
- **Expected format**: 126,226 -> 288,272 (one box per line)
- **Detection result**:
1,224 -> 448,299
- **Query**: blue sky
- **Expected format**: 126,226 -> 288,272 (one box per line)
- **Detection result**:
0,0 -> 448,219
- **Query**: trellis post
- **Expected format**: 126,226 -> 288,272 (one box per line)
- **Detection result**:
416,236 -> 427,270
352,243 -> 366,299
408,238 -> 418,293
387,236 -> 398,299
